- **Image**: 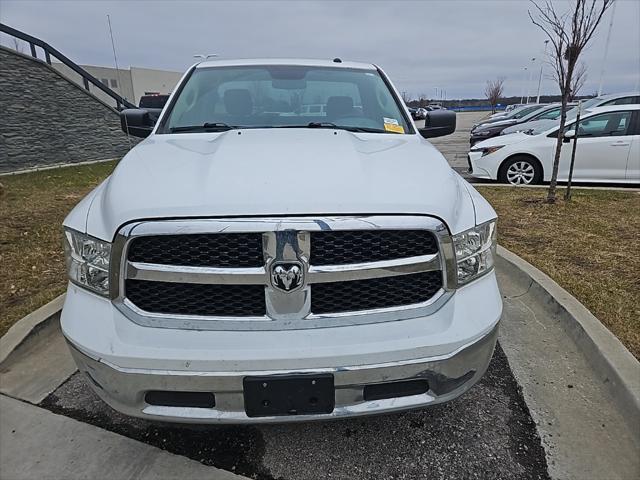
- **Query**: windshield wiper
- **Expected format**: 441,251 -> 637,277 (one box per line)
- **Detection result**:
306,122 -> 388,133
169,122 -> 237,133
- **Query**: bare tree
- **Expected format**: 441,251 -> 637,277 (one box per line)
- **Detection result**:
570,62 -> 588,100
484,77 -> 505,113
529,0 -> 614,203
400,91 -> 412,104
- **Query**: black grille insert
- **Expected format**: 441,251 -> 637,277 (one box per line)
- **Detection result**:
126,280 -> 266,317
145,391 -> 215,408
363,380 -> 429,401
127,233 -> 264,267
311,271 -> 442,314
310,230 -> 438,266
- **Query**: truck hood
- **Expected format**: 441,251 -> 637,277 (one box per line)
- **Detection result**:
85,129 -> 478,240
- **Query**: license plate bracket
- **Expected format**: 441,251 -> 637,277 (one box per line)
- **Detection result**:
243,374 -> 335,417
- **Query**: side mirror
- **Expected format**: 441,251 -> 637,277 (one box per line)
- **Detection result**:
563,129 -> 576,143
120,109 -> 155,138
419,110 -> 456,138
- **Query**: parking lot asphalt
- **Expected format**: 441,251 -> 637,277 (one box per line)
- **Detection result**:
416,111 -> 487,180
41,343 -> 548,480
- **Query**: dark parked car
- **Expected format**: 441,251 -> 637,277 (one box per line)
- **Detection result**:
408,107 -> 429,120
470,104 -> 553,145
137,94 -> 170,123
138,94 -> 170,109
471,104 -> 544,129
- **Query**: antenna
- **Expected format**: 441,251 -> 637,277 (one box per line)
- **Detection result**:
193,53 -> 219,60
107,14 -> 132,150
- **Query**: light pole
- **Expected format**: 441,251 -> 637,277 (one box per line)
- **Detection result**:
520,67 -> 528,104
598,1 -> 617,96
536,40 -> 549,103
525,57 -> 536,103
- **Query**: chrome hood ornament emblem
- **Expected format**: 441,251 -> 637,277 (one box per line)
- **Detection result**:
270,262 -> 304,292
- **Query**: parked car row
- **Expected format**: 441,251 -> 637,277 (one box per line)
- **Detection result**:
501,92 -> 640,137
468,102 -> 640,185
408,107 -> 428,120
486,104 -> 523,119
408,105 -> 444,120
470,104 -> 549,145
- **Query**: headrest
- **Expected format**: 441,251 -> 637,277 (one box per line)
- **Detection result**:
224,89 -> 253,115
326,96 -> 354,118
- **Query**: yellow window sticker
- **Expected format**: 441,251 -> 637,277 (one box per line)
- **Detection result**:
383,117 -> 404,133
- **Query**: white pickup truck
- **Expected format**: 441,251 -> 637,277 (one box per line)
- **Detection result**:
62,58 -> 502,423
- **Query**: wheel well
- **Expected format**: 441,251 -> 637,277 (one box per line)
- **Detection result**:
498,153 -> 544,180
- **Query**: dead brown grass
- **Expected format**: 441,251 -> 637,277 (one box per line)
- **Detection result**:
0,161 -> 116,337
478,186 -> 640,358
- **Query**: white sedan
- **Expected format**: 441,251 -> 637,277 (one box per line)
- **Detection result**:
468,105 -> 640,185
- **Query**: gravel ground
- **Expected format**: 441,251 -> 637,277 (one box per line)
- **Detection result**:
41,344 -> 549,480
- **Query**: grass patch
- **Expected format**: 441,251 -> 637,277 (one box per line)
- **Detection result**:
0,161 -> 117,337
478,186 -> 640,358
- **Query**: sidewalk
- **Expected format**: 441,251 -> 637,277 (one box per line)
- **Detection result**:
0,395 -> 247,480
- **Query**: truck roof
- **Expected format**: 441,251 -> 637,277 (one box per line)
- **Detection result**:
195,58 -> 377,70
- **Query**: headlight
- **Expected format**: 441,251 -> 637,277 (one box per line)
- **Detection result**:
453,220 -> 497,286
480,145 -> 504,156
63,228 -> 111,296
473,130 -> 492,136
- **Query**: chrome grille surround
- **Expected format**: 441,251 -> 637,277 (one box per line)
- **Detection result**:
110,216 -> 457,331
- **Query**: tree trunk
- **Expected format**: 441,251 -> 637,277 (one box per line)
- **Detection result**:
546,63 -> 576,204
565,102 -> 582,201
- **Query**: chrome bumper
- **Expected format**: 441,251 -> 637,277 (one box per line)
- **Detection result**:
66,324 -> 498,424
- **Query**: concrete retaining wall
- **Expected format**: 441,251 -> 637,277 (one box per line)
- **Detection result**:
0,46 -> 134,173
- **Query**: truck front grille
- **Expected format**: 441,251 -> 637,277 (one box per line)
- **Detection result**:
126,280 -> 266,317
115,217 -> 454,329
128,233 -> 263,268
310,230 -> 438,265
311,271 -> 442,314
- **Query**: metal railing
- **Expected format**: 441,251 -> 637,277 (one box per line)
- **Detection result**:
0,23 -> 136,110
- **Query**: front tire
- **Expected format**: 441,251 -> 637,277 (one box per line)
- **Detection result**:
499,156 -> 542,185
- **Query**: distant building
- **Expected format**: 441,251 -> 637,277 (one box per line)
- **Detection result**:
52,63 -> 182,107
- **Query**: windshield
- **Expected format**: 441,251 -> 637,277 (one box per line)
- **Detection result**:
512,105 -> 544,119
528,121 -> 561,135
579,96 -> 602,110
160,65 -> 411,134
527,101 -> 596,133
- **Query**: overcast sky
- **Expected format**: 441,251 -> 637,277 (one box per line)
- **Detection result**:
2,0 -> 638,99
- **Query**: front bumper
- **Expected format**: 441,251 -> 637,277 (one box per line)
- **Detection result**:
62,269 -> 502,423
67,323 -> 498,424
467,151 -> 494,179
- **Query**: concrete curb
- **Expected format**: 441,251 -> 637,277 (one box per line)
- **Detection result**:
0,294 -> 65,364
497,245 -> 640,419
474,184 -> 640,192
